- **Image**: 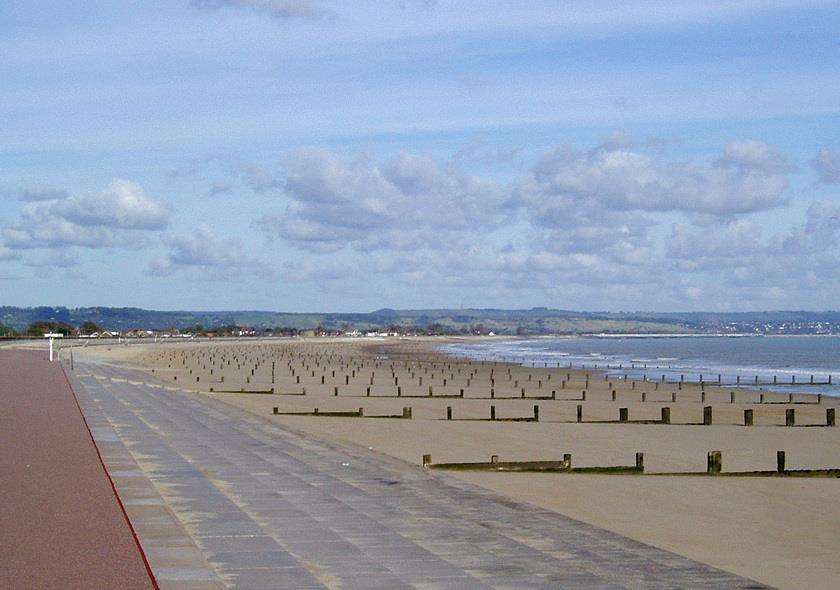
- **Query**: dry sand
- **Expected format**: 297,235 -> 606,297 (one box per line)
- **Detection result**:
79,337 -> 840,589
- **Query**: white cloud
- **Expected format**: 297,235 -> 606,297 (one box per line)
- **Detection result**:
51,180 -> 169,230
668,218 -> 763,261
812,148 -> 840,184
715,139 -> 795,174
170,225 -> 244,267
662,200 -> 840,296
772,199 -> 840,255
1,180 -> 169,249
261,149 -> 506,252
517,139 -> 792,216
255,140 -> 818,308
149,224 -> 261,279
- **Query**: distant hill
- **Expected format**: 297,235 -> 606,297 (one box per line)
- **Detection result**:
2,306 -> 839,335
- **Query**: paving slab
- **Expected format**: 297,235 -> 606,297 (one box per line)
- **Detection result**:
69,360 -> 769,589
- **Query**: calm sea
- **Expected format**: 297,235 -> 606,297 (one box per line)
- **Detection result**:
440,335 -> 840,395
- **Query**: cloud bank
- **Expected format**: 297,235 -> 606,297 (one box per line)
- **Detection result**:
2,180 -> 169,250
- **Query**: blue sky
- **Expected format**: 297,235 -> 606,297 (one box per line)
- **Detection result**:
1,0 -> 839,312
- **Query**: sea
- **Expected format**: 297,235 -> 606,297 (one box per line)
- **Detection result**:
440,335 -> 840,396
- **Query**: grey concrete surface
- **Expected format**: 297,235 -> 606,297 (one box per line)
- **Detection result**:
69,361 -> 768,589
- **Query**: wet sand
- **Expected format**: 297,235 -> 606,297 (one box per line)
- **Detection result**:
83,337 -> 840,589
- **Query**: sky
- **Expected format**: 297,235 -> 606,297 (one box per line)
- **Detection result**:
1,0 -> 839,313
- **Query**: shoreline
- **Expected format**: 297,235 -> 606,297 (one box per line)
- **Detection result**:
437,336 -> 840,398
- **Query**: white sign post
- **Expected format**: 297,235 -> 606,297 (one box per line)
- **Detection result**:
44,332 -> 64,362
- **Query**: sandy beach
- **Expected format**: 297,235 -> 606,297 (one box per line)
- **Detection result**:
79,337 -> 840,589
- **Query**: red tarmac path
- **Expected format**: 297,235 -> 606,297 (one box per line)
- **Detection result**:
0,349 -> 157,589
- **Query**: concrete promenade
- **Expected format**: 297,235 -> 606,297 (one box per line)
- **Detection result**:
0,350 -> 156,590
65,358 -> 767,590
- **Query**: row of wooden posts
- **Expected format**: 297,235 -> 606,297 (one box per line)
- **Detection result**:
422,450 -> 840,477
439,404 -> 836,427
269,403 -> 836,427
182,370 -> 827,406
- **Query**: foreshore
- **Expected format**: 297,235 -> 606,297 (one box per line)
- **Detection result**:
75,336 -> 840,589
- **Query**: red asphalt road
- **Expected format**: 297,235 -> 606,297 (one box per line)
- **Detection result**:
0,349 -> 156,589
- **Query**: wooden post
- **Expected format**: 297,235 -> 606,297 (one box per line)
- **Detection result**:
661,407 -> 671,424
777,450 -> 786,473
707,451 -> 722,475
703,406 -> 712,425
744,409 -> 754,426
786,408 -> 795,427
